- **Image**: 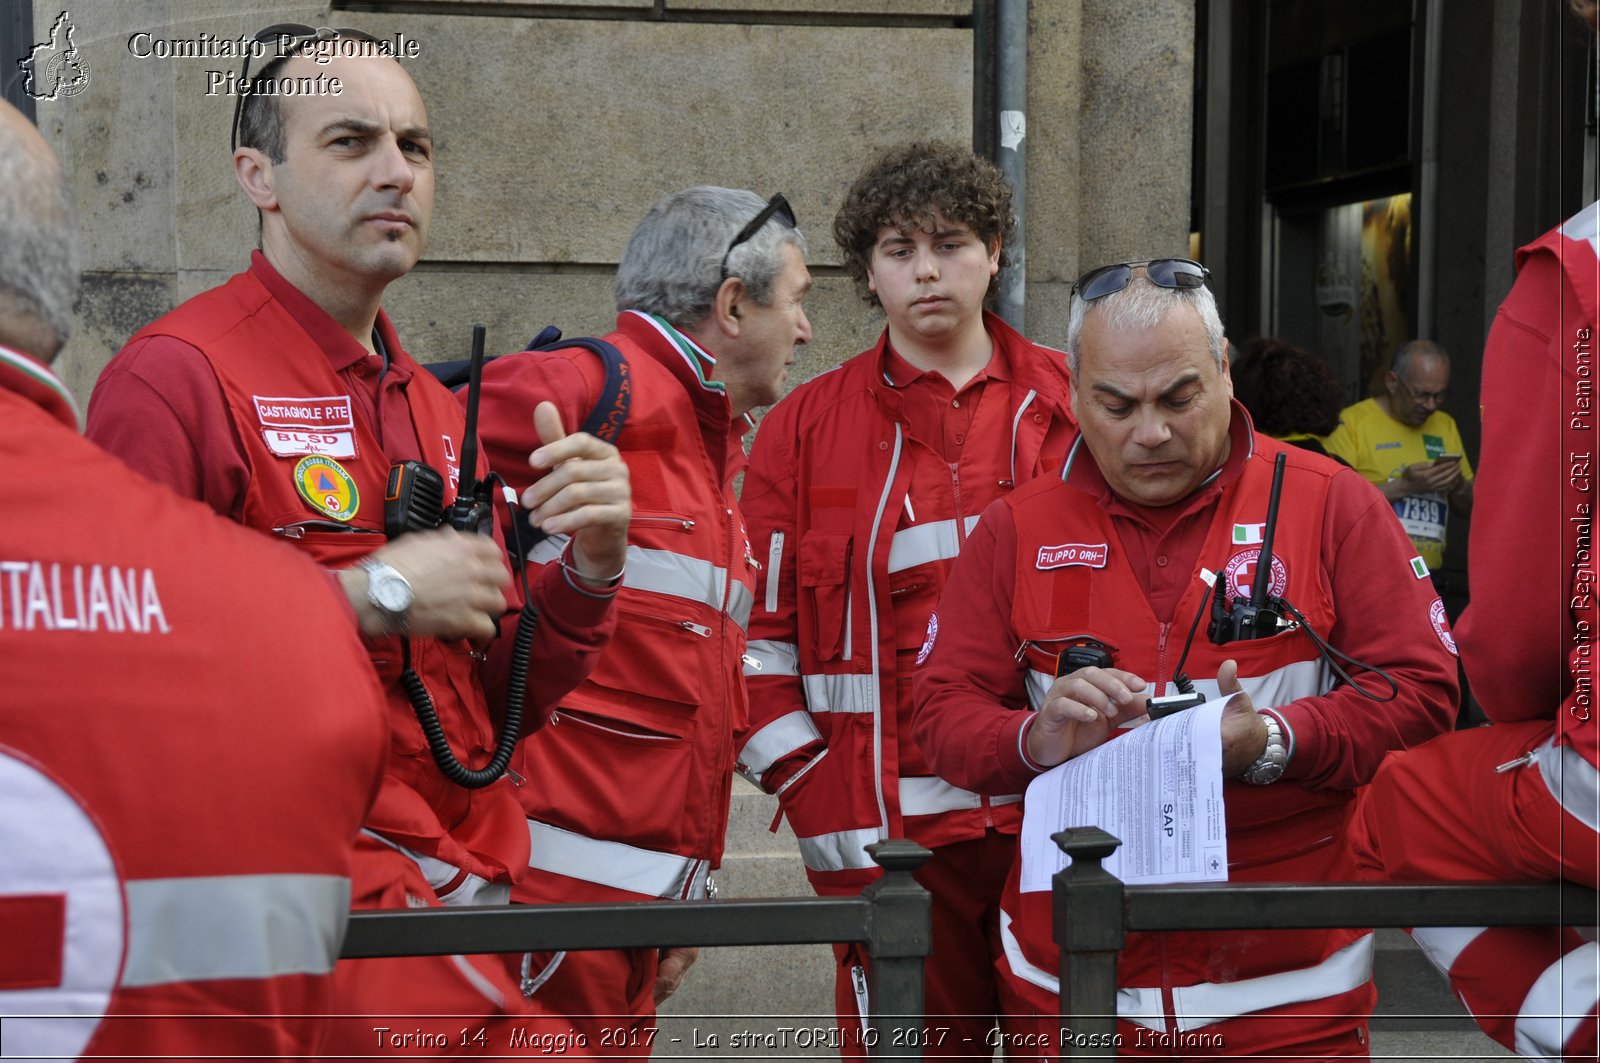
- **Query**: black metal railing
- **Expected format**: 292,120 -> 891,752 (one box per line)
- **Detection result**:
1049,826 -> 1600,1059
339,838 -> 933,1059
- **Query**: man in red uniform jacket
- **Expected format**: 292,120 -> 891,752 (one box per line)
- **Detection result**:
472,186 -> 813,1053
913,261 -> 1458,1058
1349,7 -> 1600,1059
0,98 -> 387,1060
84,31 -> 630,1049
736,141 -> 1076,1057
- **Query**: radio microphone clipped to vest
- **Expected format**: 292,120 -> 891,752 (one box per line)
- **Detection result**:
383,324 -> 539,790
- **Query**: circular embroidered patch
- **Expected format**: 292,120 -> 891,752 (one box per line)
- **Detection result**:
1222,547 -> 1288,602
294,455 -> 359,522
916,612 -> 939,666
1429,597 -> 1458,656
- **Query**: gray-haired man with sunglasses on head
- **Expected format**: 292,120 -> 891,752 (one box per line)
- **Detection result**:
85,27 -> 630,1052
913,260 -> 1457,1058
468,186 -> 813,1053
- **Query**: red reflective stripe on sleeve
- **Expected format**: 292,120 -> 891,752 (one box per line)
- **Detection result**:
0,893 -> 67,989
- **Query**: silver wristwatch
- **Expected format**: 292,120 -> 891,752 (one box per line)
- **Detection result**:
359,557 -> 414,635
1239,713 -> 1288,785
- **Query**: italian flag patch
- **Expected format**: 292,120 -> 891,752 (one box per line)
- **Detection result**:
1233,523 -> 1265,545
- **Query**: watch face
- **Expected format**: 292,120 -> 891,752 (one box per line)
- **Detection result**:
372,572 -> 412,612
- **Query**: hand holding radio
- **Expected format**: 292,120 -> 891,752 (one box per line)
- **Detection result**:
522,400 -> 631,584
1026,665 -> 1148,769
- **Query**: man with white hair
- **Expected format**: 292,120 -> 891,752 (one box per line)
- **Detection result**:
471,185 -> 813,1050
913,259 -> 1456,1057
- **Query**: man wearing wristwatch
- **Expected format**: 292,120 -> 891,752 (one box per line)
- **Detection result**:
912,261 -> 1457,1058
85,32 -> 630,1051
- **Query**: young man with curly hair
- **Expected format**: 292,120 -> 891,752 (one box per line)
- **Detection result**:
735,140 -> 1076,1056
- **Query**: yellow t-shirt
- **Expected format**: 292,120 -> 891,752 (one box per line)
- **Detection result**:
1321,397 -> 1474,570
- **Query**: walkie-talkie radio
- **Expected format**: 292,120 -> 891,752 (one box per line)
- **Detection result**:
382,323 -> 537,790
1209,451 -> 1289,645
385,324 -> 496,539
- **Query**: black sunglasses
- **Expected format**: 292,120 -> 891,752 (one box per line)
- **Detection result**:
1071,258 -> 1212,302
719,194 -> 798,280
230,24 -> 381,153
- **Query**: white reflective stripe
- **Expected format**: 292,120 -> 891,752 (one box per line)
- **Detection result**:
766,531 -> 784,614
1410,924 -> 1484,977
898,776 -> 1021,816
1024,659 -> 1332,714
452,954 -> 507,1009
361,830 -> 508,908
1010,390 -> 1038,487
121,874 -> 349,988
886,515 -> 982,575
801,671 -> 876,714
1000,908 -> 1169,1029
1172,932 -> 1373,1031
999,909 -> 1373,1034
529,534 -> 752,629
1025,668 -> 1054,710
796,826 -> 883,873
739,710 -> 824,783
1534,738 -> 1600,833
1177,658 -> 1335,712
1513,941 -> 1600,1061
527,820 -> 709,899
775,747 -> 829,797
727,581 -> 754,630
746,639 -> 799,677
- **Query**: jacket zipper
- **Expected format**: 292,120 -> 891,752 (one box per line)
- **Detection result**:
631,514 -> 696,532
949,462 -> 967,546
765,531 -> 784,613
850,964 -> 871,1034
1155,621 -> 1172,697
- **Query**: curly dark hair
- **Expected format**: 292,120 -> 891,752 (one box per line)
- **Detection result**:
832,140 -> 1015,309
1231,337 -> 1346,438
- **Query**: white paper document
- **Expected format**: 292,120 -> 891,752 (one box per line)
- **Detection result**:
1018,696 -> 1231,892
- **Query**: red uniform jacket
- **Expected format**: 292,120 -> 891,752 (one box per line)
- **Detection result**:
737,312 -> 1075,893
87,256 -> 614,883
914,415 -> 1457,1035
0,346 -> 386,1060
474,311 -> 755,899
1460,203 -> 1600,772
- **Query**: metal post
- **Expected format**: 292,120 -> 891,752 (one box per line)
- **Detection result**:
994,0 -> 1028,330
1,3 -> 38,121
1054,828 -> 1125,1060
863,839 -> 934,1060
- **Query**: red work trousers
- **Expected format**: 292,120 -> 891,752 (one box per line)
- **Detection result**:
1352,720 -> 1600,1061
831,829 -> 1016,1060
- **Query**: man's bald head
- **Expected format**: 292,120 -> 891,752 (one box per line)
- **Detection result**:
0,101 -> 80,361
